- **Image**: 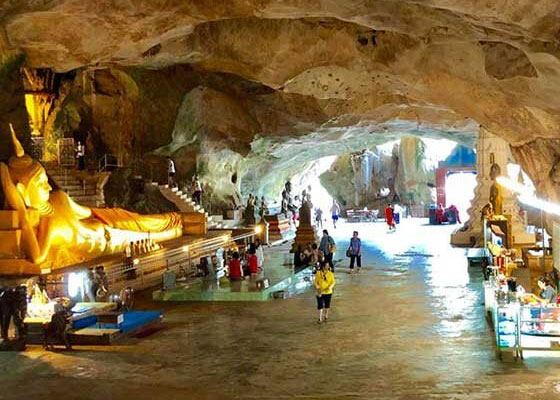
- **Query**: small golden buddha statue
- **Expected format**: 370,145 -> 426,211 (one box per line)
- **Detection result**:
489,162 -> 503,216
0,125 -> 182,269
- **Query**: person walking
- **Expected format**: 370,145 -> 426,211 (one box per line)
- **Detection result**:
75,141 -> 85,171
330,199 -> 340,228
347,230 -> 362,273
314,261 -> 336,323
319,229 -> 336,270
192,175 -> 203,205
167,156 -> 176,188
314,207 -> 323,229
384,203 -> 396,231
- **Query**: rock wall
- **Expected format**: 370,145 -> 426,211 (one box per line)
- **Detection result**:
0,50 -> 29,160
321,138 -> 434,210
511,139 -> 560,232
2,1 -> 560,216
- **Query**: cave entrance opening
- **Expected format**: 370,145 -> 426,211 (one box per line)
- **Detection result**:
315,137 -> 476,225
444,171 -> 477,223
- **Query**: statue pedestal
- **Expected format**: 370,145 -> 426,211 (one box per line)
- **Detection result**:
290,223 -> 318,252
264,213 -> 294,242
451,128 -> 535,248
225,209 -> 242,222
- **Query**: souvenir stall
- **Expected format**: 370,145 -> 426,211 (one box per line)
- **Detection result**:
484,220 -> 560,361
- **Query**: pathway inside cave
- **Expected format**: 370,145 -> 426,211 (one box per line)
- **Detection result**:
5,220 -> 560,399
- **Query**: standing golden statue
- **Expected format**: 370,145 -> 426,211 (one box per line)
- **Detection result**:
0,125 -> 183,270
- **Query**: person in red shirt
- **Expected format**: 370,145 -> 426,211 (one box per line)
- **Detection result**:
247,244 -> 259,275
228,252 -> 243,280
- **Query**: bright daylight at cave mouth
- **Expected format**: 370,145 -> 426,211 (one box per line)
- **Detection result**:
1,2 -> 560,399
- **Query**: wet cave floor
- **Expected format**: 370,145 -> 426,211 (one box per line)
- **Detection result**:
4,219 -> 560,400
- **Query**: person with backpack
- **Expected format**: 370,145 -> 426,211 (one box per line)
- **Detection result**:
314,261 -> 336,323
347,230 -> 362,273
319,230 -> 336,271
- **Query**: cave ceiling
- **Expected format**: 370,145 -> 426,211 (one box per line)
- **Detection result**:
1,1 -> 560,195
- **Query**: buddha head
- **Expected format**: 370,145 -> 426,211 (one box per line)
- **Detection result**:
7,125 -> 52,209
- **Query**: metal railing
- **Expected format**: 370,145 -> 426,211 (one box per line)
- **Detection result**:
105,230 -> 256,294
98,154 -> 122,172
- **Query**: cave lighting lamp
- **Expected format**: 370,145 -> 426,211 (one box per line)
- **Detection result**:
182,245 -> 189,252
133,258 -> 140,265
254,225 -> 262,234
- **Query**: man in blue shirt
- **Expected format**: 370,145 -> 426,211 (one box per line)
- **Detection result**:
348,231 -> 361,273
319,229 -> 336,271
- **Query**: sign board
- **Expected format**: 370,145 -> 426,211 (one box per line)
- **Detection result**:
553,220 -> 560,271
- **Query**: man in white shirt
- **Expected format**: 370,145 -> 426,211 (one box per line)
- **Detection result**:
331,200 -> 341,229
167,156 -> 176,188
76,141 -> 85,170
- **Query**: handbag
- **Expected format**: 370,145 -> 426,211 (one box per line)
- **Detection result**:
346,248 -> 352,258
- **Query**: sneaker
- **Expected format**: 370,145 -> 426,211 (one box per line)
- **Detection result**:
317,319 -> 322,324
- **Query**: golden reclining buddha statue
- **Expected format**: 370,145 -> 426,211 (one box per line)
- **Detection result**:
0,125 -> 183,274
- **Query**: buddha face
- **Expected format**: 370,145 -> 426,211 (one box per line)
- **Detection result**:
24,168 -> 52,208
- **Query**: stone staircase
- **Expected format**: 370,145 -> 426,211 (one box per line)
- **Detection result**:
153,183 -> 224,229
46,164 -> 107,208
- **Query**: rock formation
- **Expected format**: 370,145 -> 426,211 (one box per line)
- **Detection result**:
0,1 -> 559,216
321,138 -> 434,209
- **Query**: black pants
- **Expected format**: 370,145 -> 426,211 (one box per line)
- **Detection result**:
349,255 -> 361,269
0,288 -> 27,340
324,253 -> 333,271
316,294 -> 332,309
78,156 -> 85,170
193,190 -> 202,204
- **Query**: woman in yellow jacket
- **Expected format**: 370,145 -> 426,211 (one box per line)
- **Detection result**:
314,261 -> 336,323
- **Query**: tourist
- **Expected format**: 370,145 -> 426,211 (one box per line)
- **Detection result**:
436,203 -> 445,224
255,239 -> 265,270
192,175 -> 203,205
347,230 -> 362,273
167,156 -> 176,188
75,140 -> 85,170
538,277 -> 557,303
314,261 -> 336,323
247,244 -> 259,275
330,200 -> 340,228
294,245 -> 305,268
384,203 -> 396,231
228,252 -> 243,280
310,243 -> 323,269
93,266 -> 108,298
319,230 -> 336,269
315,207 -> 323,229
302,244 -> 313,266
